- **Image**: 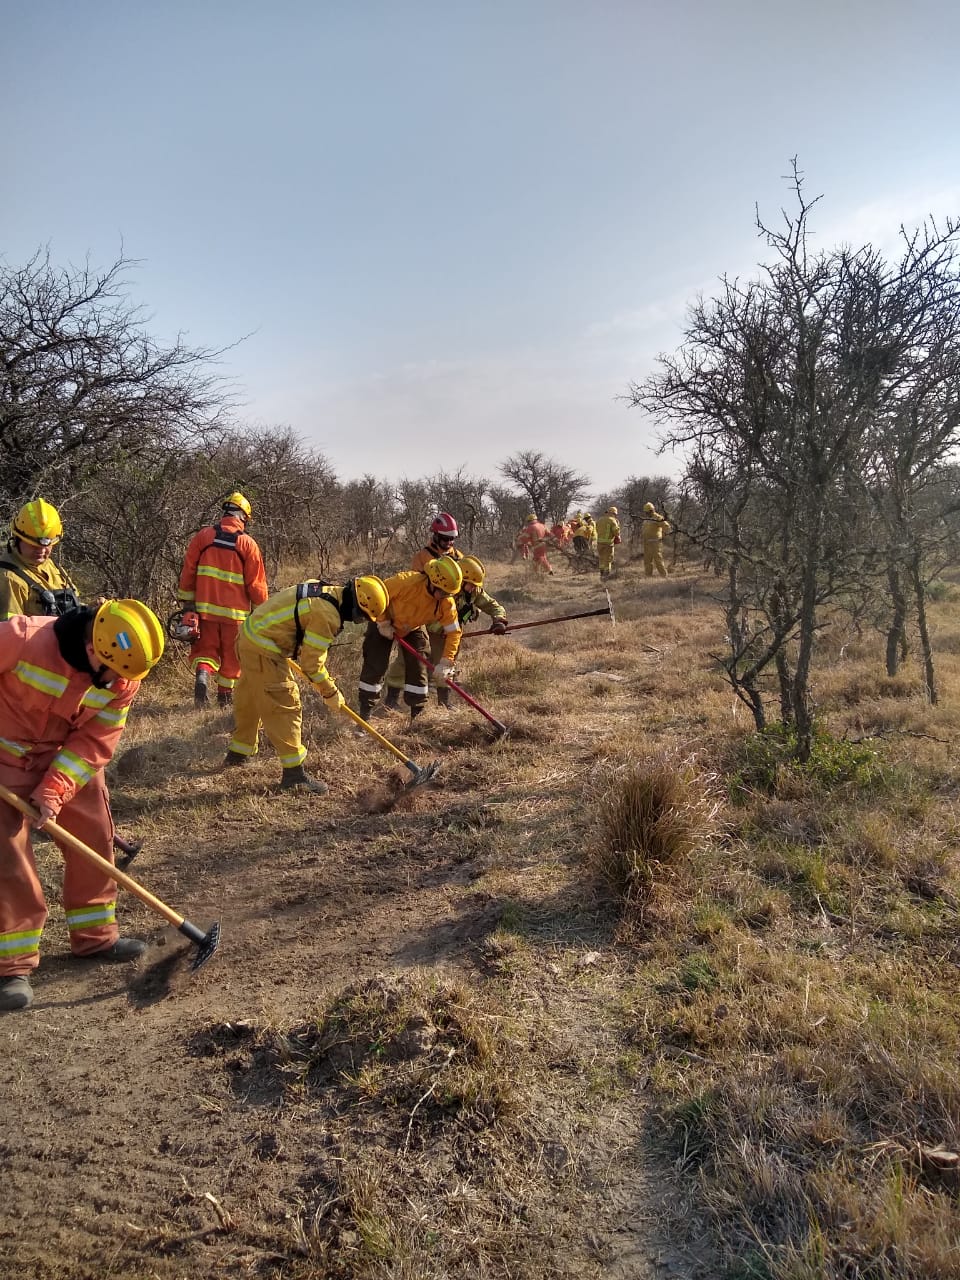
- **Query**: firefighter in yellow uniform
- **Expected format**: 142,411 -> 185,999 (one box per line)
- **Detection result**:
358,559 -> 462,721
641,502 -> 672,577
385,555 -> 507,710
0,500 -> 81,622
225,575 -> 389,793
594,506 -> 622,580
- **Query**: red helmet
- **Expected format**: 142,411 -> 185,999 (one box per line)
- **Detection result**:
430,512 -> 458,536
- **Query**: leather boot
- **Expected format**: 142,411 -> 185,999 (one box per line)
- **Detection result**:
223,750 -> 248,768
384,687 -> 401,710
436,687 -> 451,709
0,975 -> 33,1012
358,694 -> 376,721
217,687 -> 232,709
409,703 -> 425,722
194,669 -> 210,708
280,765 -> 329,794
76,937 -> 146,963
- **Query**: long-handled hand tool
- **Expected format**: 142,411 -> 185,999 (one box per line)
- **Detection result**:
0,783 -> 221,971
461,592 -> 617,638
112,831 -> 143,869
287,661 -> 440,790
340,704 -> 440,789
394,635 -> 509,737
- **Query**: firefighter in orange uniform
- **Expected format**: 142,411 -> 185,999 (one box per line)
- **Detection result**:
516,515 -> 554,574
0,600 -> 165,1012
177,492 -> 268,708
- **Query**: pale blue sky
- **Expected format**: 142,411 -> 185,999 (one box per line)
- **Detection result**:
4,1 -> 959,493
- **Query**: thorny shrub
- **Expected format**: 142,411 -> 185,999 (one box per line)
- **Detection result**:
728,724 -> 886,801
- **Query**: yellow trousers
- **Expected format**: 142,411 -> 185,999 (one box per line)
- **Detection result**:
643,542 -> 667,577
229,633 -> 307,767
598,542 -> 615,572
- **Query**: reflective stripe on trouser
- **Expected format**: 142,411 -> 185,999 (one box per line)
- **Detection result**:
360,625 -> 428,709
0,762 -> 118,974
643,543 -> 667,577
189,617 -> 243,687
230,633 -> 307,768
385,628 -> 447,693
598,542 -> 615,571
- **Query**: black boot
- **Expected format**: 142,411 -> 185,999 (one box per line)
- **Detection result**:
409,703 -> 425,722
358,694 -> 376,721
223,750 -> 248,768
194,669 -> 210,708
280,765 -> 328,794
436,687 -> 450,709
384,687 -> 401,710
217,687 -> 232,709
0,975 -> 33,1012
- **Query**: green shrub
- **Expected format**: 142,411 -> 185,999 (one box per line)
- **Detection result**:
729,725 -> 885,801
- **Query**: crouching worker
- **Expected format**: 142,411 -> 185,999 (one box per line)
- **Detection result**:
358,558 -> 462,722
384,555 -> 506,709
225,575 -> 389,793
0,600 -> 165,1013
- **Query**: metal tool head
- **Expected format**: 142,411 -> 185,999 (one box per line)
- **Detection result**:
605,588 -> 616,626
191,921 -> 222,971
404,758 -> 441,789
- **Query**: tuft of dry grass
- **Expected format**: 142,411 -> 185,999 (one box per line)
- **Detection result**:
592,751 -> 725,912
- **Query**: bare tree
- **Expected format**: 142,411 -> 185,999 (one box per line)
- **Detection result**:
497,450 -> 590,524
0,249 -> 228,508
635,164 -> 960,755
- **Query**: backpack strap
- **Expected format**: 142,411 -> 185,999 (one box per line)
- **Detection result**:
292,583 -> 341,662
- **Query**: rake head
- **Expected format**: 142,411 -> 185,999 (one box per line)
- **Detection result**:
404,758 -> 441,789
179,919 -> 222,971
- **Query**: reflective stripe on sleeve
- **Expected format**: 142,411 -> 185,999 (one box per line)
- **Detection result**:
51,749 -> 96,788
14,662 -> 69,697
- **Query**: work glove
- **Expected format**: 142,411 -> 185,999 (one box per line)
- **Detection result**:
614,535 -> 622,545
322,687 -> 346,713
434,658 -> 455,686
376,619 -> 395,639
490,619 -> 508,635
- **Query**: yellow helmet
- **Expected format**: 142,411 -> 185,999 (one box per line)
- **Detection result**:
643,502 -> 656,514
584,513 -> 593,520
525,513 -> 537,523
92,600 -> 165,680
223,491 -> 252,521
424,557 -> 463,595
607,506 -> 618,516
12,499 -> 63,547
354,575 -> 389,622
459,555 -> 485,588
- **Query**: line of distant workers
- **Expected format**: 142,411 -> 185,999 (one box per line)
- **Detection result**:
512,502 -> 670,580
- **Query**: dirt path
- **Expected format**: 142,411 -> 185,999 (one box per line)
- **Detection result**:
1,566 -> 714,1279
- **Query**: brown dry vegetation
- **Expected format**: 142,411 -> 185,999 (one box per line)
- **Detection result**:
3,553 -> 960,1279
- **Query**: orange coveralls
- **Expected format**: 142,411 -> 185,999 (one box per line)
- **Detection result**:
177,515 -> 268,690
0,617 -> 139,976
516,522 -> 553,574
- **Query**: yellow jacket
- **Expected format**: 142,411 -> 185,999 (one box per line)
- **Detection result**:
641,513 -> 671,542
380,571 -> 461,662
410,545 -> 463,572
0,544 -> 79,621
242,582 -> 347,698
594,515 -> 620,543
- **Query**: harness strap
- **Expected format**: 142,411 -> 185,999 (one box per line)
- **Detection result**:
292,583 -> 341,662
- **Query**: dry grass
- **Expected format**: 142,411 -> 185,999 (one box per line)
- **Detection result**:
22,555 -> 960,1279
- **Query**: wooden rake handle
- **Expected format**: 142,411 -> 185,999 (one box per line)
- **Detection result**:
0,781 -> 187,930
